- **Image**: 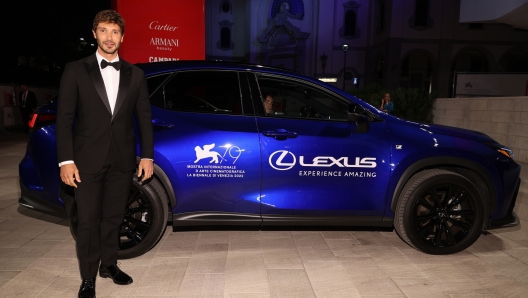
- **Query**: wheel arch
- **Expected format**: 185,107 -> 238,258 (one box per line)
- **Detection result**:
390,156 -> 496,225
136,157 -> 177,210
152,163 -> 177,209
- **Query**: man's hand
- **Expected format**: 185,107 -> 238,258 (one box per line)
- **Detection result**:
138,159 -> 154,182
60,163 -> 81,188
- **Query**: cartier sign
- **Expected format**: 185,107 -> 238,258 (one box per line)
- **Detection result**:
113,0 -> 205,64
149,21 -> 178,32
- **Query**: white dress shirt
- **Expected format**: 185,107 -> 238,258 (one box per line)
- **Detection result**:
95,51 -> 120,114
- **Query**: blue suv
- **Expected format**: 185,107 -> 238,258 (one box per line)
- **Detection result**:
19,61 -> 520,258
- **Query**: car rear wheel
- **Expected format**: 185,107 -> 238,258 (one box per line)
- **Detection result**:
394,169 -> 484,254
69,178 -> 169,259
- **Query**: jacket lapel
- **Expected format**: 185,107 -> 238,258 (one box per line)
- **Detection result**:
112,60 -> 132,121
85,54 -> 112,116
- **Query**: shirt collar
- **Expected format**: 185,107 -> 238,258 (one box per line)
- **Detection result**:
95,51 -> 120,69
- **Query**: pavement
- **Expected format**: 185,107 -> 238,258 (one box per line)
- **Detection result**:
0,133 -> 528,297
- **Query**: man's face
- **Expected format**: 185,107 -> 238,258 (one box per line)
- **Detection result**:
264,95 -> 274,113
92,22 -> 123,56
22,85 -> 28,92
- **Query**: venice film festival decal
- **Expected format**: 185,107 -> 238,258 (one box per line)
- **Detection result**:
186,143 -> 245,178
269,150 -> 377,178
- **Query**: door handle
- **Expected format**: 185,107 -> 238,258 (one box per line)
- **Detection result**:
263,129 -> 298,140
152,119 -> 174,129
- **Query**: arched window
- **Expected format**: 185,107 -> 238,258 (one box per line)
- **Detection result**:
448,49 -> 490,96
222,3 -> 230,13
414,0 -> 429,26
453,50 -> 489,73
344,10 -> 357,36
340,1 -> 361,39
221,27 -> 231,49
220,0 -> 232,14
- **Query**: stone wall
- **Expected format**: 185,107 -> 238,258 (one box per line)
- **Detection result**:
433,96 -> 528,163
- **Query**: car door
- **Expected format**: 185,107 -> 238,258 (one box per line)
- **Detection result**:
147,70 -> 262,225
249,73 -> 391,225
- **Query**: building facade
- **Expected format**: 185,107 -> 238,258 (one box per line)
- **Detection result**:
205,0 -> 528,97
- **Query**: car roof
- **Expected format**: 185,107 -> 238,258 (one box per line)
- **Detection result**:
136,60 -> 307,79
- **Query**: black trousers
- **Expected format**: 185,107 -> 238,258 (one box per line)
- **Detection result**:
20,110 -> 30,130
74,146 -> 133,278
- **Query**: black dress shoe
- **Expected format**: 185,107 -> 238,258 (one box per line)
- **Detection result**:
78,278 -> 96,298
99,264 -> 133,285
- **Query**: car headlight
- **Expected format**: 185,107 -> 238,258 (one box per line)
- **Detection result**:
484,142 -> 514,159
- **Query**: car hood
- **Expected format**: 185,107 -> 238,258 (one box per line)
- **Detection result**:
391,118 -> 496,143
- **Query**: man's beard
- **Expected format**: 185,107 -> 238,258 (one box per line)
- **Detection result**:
98,40 -> 120,55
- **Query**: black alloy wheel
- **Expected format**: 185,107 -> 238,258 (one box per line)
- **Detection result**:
411,184 -> 475,247
118,178 -> 168,259
395,169 -> 484,254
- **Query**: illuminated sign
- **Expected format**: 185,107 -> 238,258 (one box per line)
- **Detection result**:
318,78 -> 338,82
113,0 -> 205,64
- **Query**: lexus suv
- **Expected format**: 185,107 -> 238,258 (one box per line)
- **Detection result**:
19,61 -> 520,258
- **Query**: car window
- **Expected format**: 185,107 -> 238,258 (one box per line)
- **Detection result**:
147,73 -> 173,96
147,73 -> 173,108
150,71 -> 243,115
256,76 -> 349,120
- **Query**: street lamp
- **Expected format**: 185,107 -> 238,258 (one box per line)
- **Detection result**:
342,44 -> 349,90
320,53 -> 328,74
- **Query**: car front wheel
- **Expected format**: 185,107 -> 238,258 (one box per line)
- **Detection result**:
394,169 -> 484,254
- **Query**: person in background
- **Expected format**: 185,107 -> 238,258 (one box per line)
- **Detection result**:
19,84 -> 37,131
380,93 -> 393,114
263,93 -> 274,114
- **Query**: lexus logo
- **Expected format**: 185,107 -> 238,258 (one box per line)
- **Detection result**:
268,150 -> 377,171
269,150 -> 296,170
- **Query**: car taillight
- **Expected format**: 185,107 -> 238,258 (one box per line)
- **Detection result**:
29,113 -> 57,129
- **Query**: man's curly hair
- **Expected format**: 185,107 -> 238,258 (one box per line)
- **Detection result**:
93,9 -> 125,34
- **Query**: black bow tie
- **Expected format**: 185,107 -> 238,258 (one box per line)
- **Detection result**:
101,59 -> 121,70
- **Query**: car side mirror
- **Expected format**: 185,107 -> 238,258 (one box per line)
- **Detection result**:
347,103 -> 370,133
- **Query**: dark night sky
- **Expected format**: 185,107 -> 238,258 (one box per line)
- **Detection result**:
2,0 -> 112,85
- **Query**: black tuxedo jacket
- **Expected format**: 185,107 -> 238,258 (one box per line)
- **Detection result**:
19,90 -> 37,112
56,54 -> 153,174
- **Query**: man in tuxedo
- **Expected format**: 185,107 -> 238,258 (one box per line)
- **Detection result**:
19,84 -> 37,131
56,9 -> 153,298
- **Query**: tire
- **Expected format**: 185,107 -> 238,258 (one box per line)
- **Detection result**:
394,169 -> 484,254
118,178 -> 169,259
68,178 -> 169,259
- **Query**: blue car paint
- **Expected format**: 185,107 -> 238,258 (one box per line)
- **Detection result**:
384,115 -> 519,220
19,124 -> 63,207
257,117 -> 391,218
150,108 -> 262,215
19,61 -> 520,230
